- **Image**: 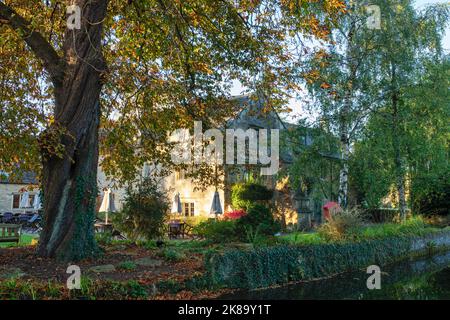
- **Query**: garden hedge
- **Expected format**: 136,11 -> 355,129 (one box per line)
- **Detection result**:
202,231 -> 450,290
231,183 -> 273,209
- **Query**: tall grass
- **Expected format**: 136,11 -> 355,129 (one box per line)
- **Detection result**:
282,215 -> 439,245
317,208 -> 363,241
354,216 -> 435,240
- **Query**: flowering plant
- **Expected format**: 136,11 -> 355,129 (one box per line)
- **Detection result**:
223,209 -> 246,220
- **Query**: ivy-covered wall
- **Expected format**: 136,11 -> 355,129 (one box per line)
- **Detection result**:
203,230 -> 450,290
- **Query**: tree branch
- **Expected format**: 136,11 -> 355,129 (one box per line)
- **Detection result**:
0,1 -> 63,85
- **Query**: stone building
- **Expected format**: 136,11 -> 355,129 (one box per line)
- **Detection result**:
159,94 -> 302,222
1,94 -> 335,228
0,172 -> 39,213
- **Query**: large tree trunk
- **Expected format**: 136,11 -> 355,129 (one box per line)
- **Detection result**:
35,0 -> 108,260
0,1 -> 107,260
37,90 -> 102,260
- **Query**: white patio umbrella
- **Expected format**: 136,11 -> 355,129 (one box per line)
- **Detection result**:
33,193 -> 42,210
20,191 -> 30,209
171,193 -> 182,214
99,188 -> 116,224
210,191 -> 223,217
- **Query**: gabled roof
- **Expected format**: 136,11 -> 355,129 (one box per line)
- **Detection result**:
227,94 -> 287,130
0,171 -> 37,184
226,94 -> 295,163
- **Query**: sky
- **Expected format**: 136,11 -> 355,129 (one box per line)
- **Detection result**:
229,0 -> 450,123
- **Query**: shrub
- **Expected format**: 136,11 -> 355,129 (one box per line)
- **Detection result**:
192,220 -> 238,243
161,248 -> 186,262
141,240 -> 158,249
414,174 -> 450,216
169,215 -> 208,226
117,261 -> 137,271
125,280 -> 149,298
364,208 -> 399,223
235,204 -> 280,239
424,215 -> 450,228
231,183 -> 273,209
223,209 -> 246,220
317,208 -> 363,241
113,178 -> 169,241
95,231 -> 113,246
244,226 -> 279,247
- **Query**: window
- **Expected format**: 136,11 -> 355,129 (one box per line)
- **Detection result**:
183,202 -> 195,216
175,170 -> 185,181
11,193 -> 35,209
12,194 -> 20,209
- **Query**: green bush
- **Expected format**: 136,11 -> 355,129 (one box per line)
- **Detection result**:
161,248 -> 186,262
192,220 -> 238,243
117,261 -> 137,271
235,204 -> 280,239
113,178 -> 169,241
364,208 -> 399,223
244,226 -> 279,248
424,215 -> 450,228
414,174 -> 450,216
95,231 -> 113,246
231,183 -> 273,209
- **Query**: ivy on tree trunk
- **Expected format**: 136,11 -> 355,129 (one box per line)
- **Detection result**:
0,0 -> 108,261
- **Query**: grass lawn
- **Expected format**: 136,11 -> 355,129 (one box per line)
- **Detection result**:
280,232 -> 325,245
0,234 -> 38,248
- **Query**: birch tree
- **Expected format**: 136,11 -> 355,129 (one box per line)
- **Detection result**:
367,0 -> 449,219
302,0 -> 381,208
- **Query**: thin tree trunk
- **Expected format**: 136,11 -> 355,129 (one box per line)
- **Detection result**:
391,66 -> 407,221
392,98 -> 407,220
337,17 -> 356,209
338,134 -> 350,208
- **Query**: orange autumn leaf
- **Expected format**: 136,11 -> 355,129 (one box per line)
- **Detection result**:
320,82 -> 332,89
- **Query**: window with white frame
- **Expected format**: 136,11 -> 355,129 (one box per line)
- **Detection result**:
183,202 -> 195,216
11,193 -> 35,209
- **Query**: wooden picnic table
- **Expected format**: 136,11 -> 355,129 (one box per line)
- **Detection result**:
94,222 -> 113,233
168,221 -> 186,239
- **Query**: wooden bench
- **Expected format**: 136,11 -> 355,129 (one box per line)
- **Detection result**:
0,224 -> 21,243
